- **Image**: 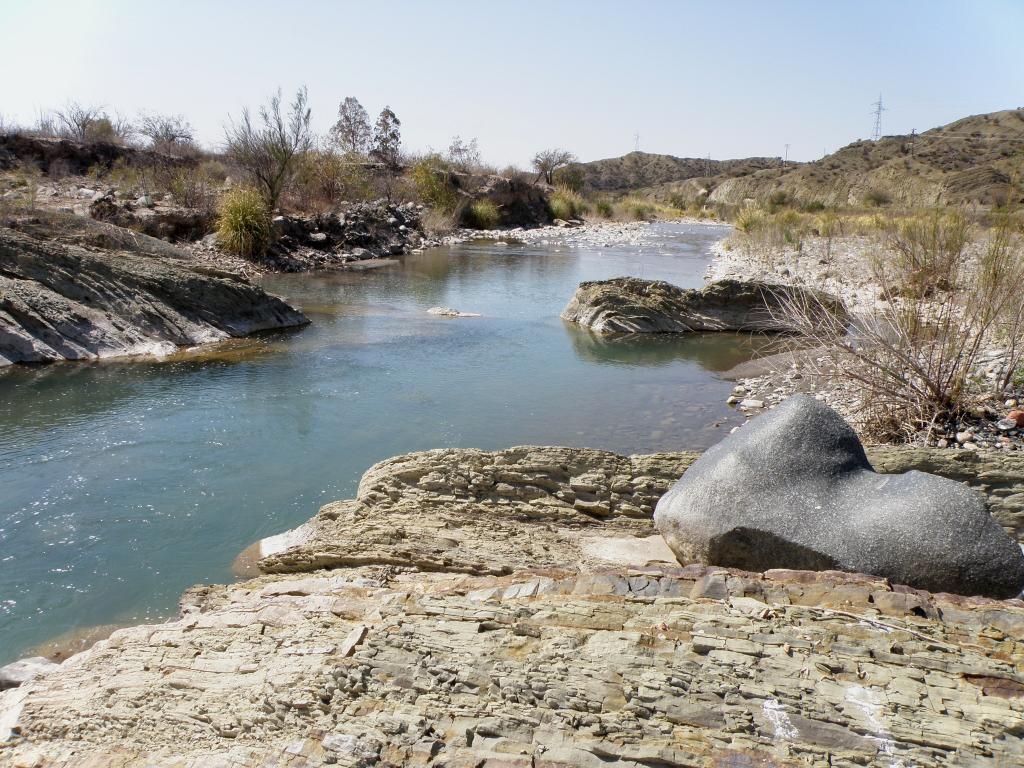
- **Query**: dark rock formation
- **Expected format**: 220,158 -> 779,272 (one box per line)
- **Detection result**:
89,193 -> 215,243
562,277 -> 848,334
453,173 -> 553,228
261,201 -> 426,271
0,134 -> 191,177
655,395 -> 1024,598
0,224 -> 308,365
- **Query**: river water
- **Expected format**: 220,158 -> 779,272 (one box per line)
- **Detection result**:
0,221 -> 769,664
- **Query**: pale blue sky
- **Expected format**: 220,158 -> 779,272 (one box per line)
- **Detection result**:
1,1 -> 1021,166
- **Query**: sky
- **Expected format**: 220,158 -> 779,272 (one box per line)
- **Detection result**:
1,1 -> 1021,167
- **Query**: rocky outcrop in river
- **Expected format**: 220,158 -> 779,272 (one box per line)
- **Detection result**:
561,277 -> 848,334
3,444 -> 1024,766
0,221 -> 308,365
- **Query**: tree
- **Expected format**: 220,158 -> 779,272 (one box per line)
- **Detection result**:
447,135 -> 481,173
532,148 -> 576,185
330,97 -> 371,155
137,112 -> 195,154
224,87 -> 313,210
370,106 -> 402,169
54,102 -> 106,142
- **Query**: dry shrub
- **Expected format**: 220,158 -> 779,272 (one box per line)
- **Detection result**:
287,149 -> 373,211
775,210 -> 1024,440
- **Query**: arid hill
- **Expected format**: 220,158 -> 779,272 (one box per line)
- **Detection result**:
574,151 -> 779,193
666,109 -> 1024,208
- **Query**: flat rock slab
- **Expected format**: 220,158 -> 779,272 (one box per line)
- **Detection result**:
2,565 -> 1023,766
561,277 -> 848,334
655,395 -> 1024,598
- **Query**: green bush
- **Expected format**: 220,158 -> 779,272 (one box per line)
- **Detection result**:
630,202 -> 654,220
410,155 -> 458,213
766,189 -> 790,212
864,188 -> 892,207
734,207 -> 765,233
464,199 -> 500,229
217,187 -> 271,257
595,199 -> 613,218
801,200 -> 826,213
549,186 -> 587,220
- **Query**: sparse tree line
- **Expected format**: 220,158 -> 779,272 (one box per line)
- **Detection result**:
3,90 -> 583,210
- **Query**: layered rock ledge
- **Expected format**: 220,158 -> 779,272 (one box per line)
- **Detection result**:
561,277 -> 848,335
0,221 -> 308,365
2,445 -> 1024,767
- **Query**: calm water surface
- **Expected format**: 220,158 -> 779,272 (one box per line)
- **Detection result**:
0,222 -> 766,663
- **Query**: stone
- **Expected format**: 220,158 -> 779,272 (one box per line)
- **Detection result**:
561,277 -> 848,334
0,221 -> 308,366
1009,409 -> 1024,428
739,398 -> 764,408
0,657 -> 58,690
427,307 -> 481,318
5,445 -> 1024,766
996,418 -> 1017,431
654,395 -> 1024,598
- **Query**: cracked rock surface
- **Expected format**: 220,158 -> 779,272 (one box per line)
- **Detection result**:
2,444 -> 1024,767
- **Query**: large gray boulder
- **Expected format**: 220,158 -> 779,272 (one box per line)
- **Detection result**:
654,395 -> 1024,598
561,277 -> 848,334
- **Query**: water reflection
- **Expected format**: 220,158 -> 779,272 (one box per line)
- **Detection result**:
566,326 -> 775,371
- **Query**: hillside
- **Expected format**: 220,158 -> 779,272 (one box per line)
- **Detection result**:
702,108 -> 1024,207
585,109 -> 1024,209
574,151 -> 780,193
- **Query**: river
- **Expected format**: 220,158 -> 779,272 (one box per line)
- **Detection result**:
0,221 -> 770,664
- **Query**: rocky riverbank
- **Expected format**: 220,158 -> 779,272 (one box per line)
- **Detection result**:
3,444 -> 1024,766
0,213 -> 307,365
704,231 -> 1024,448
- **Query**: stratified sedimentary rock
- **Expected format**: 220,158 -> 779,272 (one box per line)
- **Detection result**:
0,225 -> 308,364
3,443 -> 1024,766
655,395 -> 1024,598
561,277 -> 848,334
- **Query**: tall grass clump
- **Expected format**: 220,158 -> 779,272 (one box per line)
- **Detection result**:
217,187 -> 272,257
464,199 -> 500,229
549,186 -> 587,220
594,199 -> 613,218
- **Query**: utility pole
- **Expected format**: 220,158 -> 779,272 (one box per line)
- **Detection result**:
871,94 -> 886,141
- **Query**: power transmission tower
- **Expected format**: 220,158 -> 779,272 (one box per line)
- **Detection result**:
871,94 -> 886,140
908,128 -> 916,157
633,133 -> 640,152
783,144 -> 790,166
704,153 -> 711,176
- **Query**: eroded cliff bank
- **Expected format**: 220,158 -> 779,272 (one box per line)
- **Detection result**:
2,445 -> 1023,767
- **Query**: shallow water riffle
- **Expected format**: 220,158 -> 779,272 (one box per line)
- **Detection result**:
0,221 -> 768,664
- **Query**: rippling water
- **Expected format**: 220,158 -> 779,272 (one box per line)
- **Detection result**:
0,222 -> 767,664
